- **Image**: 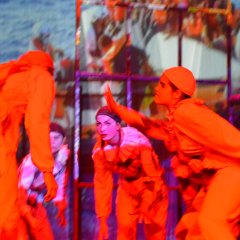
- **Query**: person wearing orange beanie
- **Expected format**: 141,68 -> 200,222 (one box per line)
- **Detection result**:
104,66 -> 240,240
0,51 -> 58,239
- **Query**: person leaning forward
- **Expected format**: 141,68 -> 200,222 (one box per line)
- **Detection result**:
104,66 -> 240,240
0,50 -> 58,239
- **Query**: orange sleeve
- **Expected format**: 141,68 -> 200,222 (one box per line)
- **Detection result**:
24,68 -> 55,172
174,100 -> 240,160
111,104 -> 170,142
92,146 -> 113,218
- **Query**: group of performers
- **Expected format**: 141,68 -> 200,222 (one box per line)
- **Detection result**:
94,66 -> 240,239
0,51 -> 239,239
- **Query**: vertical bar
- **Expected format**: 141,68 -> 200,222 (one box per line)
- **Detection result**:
73,0 -> 81,239
126,3 -> 132,108
178,8 -> 183,66
226,21 -> 233,123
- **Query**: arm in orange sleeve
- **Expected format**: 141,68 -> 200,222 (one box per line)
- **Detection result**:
24,68 -> 55,172
104,84 -> 170,141
92,147 -> 113,219
24,68 -> 57,201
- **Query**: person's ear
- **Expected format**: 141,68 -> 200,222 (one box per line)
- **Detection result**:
174,89 -> 183,100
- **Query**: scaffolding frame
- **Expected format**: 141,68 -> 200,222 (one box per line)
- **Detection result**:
73,1 -> 234,239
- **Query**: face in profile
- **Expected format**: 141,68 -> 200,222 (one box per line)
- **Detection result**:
96,115 -> 121,143
154,74 -> 175,107
50,131 -> 65,154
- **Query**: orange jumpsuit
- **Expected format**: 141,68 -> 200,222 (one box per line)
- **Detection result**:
0,51 -> 55,238
108,99 -> 240,240
92,127 -> 168,240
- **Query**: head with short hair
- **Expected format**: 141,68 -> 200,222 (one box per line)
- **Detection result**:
154,66 -> 196,108
50,122 -> 65,137
95,106 -> 121,123
163,66 -> 196,97
49,122 -> 66,154
95,106 -> 121,144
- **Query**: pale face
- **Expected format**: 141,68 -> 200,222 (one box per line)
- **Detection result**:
96,115 -> 121,145
154,74 -> 176,108
50,131 -> 65,154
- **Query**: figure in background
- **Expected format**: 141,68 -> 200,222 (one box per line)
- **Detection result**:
29,22 -> 75,131
104,66 -> 240,240
0,50 -> 58,239
85,12 -> 110,72
29,23 -> 55,59
18,122 -> 70,240
92,106 -> 168,240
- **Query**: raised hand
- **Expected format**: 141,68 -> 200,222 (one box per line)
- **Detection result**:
104,84 -> 118,112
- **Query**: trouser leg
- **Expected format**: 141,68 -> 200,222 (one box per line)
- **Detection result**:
0,157 -> 19,240
116,187 -> 138,240
199,166 -> 240,240
144,184 -> 168,240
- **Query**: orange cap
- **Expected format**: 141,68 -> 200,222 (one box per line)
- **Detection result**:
163,66 -> 196,96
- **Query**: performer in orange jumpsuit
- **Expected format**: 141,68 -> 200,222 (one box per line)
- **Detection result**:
0,51 -> 58,239
92,106 -> 168,240
104,66 -> 240,240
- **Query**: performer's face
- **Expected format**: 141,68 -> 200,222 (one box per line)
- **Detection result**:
50,131 -> 65,154
96,115 -> 121,143
154,74 -> 175,107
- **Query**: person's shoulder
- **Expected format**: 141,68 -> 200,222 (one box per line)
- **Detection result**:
55,144 -> 70,165
174,98 -> 206,116
29,65 -> 53,80
122,126 -> 140,136
22,153 -> 32,163
122,126 -> 151,145
19,153 -> 36,170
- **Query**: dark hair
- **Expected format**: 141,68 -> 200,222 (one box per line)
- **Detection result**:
95,106 -> 121,123
50,122 -> 65,137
